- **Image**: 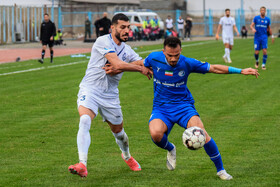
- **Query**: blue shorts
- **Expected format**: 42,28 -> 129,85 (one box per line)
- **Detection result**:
254,37 -> 268,50
149,102 -> 199,135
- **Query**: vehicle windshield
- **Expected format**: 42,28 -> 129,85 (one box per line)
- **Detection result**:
140,15 -> 158,22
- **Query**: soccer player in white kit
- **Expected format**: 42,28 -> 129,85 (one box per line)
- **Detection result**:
216,9 -> 239,63
68,13 -> 153,177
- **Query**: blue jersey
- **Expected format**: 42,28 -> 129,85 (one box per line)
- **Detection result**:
253,15 -> 270,39
144,51 -> 210,108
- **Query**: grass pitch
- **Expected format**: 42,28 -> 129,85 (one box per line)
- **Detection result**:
0,38 -> 279,186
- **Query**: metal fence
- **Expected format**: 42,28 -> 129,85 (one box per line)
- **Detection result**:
1,5 -> 280,44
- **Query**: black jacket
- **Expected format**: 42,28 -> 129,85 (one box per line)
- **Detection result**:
99,17 -> 111,35
40,20 -> 56,41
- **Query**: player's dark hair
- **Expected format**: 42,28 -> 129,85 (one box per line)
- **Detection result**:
225,8 -> 230,12
44,13 -> 49,16
260,6 -> 266,10
164,37 -> 181,48
112,13 -> 129,25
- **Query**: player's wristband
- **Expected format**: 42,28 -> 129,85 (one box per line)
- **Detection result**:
228,67 -> 242,74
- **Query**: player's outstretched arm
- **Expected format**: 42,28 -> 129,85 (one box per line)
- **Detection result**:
209,64 -> 259,78
215,25 -> 221,40
103,55 -> 152,79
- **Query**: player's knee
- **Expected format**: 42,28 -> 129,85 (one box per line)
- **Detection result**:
150,132 -> 164,143
79,115 -> 91,131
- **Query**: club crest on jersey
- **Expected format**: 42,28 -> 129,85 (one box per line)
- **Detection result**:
122,52 -> 127,61
178,70 -> 185,77
165,71 -> 173,76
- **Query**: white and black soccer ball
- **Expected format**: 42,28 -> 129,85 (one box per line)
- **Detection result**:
182,126 -> 206,150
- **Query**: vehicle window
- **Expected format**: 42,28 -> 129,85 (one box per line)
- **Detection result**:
134,16 -> 140,23
127,16 -> 132,21
140,16 -> 154,21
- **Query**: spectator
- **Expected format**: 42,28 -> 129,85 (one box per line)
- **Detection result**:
185,16 -> 193,40
98,12 -> 111,36
94,16 -> 100,38
128,28 -> 134,41
152,15 -> 160,28
177,16 -> 185,40
143,23 -> 152,40
54,29 -> 64,45
85,16 -> 91,39
143,16 -> 150,29
165,15 -> 173,30
241,25 -> 248,38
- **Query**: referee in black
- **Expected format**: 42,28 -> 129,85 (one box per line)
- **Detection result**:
38,13 -> 56,64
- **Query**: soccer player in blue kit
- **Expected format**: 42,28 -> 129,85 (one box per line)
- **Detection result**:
144,37 -> 259,180
250,6 -> 275,70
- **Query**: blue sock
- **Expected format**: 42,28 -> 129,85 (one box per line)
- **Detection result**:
204,138 -> 224,172
263,54 -> 267,65
152,134 -> 174,151
254,54 -> 259,62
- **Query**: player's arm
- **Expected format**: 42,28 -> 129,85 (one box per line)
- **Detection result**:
209,64 -> 259,78
233,25 -> 240,37
104,53 -> 152,79
103,60 -> 144,75
215,24 -> 221,40
250,22 -> 256,33
268,25 -> 275,43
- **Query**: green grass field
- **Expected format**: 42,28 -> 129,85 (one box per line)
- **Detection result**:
0,38 -> 279,186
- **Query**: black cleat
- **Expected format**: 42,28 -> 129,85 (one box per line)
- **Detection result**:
255,61 -> 259,68
38,59 -> 44,64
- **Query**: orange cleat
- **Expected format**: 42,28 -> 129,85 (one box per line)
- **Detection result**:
122,154 -> 141,171
68,163 -> 88,177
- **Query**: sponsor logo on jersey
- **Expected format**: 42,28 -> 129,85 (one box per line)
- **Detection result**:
157,67 -> 161,72
122,52 -> 127,61
165,71 -> 173,76
178,70 -> 185,77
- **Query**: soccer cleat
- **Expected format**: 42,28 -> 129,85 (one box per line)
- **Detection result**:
68,163 -> 88,177
255,61 -> 259,68
122,154 -> 141,171
166,144 -> 176,170
38,59 -> 44,64
223,56 -> 228,63
227,59 -> 232,63
262,65 -> 266,70
217,170 -> 233,180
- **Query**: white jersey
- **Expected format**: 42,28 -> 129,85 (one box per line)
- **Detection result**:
219,16 -> 236,38
165,18 -> 173,29
177,18 -> 184,29
79,34 -> 142,98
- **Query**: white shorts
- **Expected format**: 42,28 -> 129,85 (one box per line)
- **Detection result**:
222,37 -> 234,45
77,88 -> 123,125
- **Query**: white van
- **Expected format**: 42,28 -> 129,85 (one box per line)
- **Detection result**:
115,11 -> 164,30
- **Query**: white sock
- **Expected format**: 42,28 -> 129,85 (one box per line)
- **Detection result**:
224,48 -> 227,57
77,115 -> 91,166
113,129 -> 131,160
225,48 -> 230,60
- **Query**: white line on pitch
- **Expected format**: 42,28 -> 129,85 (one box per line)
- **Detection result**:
0,41 -> 214,77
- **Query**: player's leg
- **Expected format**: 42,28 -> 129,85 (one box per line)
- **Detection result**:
38,44 -> 47,63
227,38 -> 234,63
222,38 -> 230,63
187,116 -> 232,180
149,116 -> 176,170
254,38 -> 261,68
49,42 -> 54,63
262,48 -> 267,70
100,104 -> 141,171
69,90 -> 98,177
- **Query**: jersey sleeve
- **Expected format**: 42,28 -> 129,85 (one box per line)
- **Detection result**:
94,36 -> 115,56
143,54 -> 152,68
219,17 -> 223,25
268,17 -> 271,26
253,16 -> 257,24
127,46 -> 142,62
188,58 -> 210,74
232,18 -> 236,25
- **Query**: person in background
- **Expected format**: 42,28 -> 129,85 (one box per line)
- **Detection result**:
94,16 -> 100,38
165,15 -> 173,30
85,16 -> 91,39
177,16 -> 185,40
241,26 -> 248,39
54,29 -> 64,45
185,16 -> 192,40
38,13 -> 56,64
99,12 -> 112,36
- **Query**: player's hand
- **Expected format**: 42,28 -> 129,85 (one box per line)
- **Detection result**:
215,34 -> 219,40
140,66 -> 153,80
252,28 -> 256,33
102,63 -> 123,75
237,32 -> 240,37
50,36 -> 53,41
241,68 -> 259,78
272,38 -> 275,44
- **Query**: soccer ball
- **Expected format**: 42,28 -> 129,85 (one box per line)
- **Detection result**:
182,126 -> 206,150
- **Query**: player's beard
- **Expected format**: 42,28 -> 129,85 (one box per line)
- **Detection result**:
115,29 -> 128,42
